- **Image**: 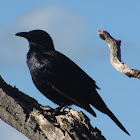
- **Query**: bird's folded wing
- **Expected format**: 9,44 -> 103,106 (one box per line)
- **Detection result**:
39,51 -> 98,101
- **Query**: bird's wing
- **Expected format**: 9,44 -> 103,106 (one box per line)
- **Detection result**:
40,51 -> 99,100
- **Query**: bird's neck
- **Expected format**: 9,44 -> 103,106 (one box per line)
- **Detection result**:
29,42 -> 55,52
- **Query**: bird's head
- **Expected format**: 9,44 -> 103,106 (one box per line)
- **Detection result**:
16,30 -> 55,51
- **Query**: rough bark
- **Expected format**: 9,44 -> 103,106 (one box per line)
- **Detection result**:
0,76 -> 105,140
98,29 -> 140,79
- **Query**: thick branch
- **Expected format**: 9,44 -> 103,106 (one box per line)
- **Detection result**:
98,29 -> 140,79
0,76 -> 105,140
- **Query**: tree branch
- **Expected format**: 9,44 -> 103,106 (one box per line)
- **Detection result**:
98,29 -> 140,79
0,76 -> 105,140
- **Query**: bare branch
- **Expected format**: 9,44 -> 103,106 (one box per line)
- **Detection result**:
98,29 -> 140,79
0,76 -> 105,140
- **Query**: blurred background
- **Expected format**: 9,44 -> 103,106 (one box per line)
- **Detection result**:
0,1 -> 140,140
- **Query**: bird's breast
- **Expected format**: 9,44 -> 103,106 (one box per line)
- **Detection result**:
27,52 -> 43,74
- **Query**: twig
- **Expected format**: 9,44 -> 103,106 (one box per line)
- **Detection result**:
98,29 -> 140,79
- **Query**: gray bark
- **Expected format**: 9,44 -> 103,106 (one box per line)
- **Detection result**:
98,29 -> 140,79
0,76 -> 105,140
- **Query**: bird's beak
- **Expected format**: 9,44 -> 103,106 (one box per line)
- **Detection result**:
15,32 -> 29,39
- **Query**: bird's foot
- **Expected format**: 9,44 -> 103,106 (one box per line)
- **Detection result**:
40,105 -> 66,122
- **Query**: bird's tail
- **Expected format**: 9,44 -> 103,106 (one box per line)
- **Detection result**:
107,109 -> 130,136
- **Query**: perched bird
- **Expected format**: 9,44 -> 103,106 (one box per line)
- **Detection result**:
16,30 -> 129,135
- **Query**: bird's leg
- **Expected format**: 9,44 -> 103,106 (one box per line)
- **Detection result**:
39,105 -> 65,123
62,105 -> 71,112
40,103 -> 66,120
52,104 -> 65,117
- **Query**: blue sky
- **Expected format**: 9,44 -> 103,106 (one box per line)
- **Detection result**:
0,1 -> 140,140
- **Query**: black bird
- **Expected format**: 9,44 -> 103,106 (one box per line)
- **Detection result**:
16,30 -> 130,135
